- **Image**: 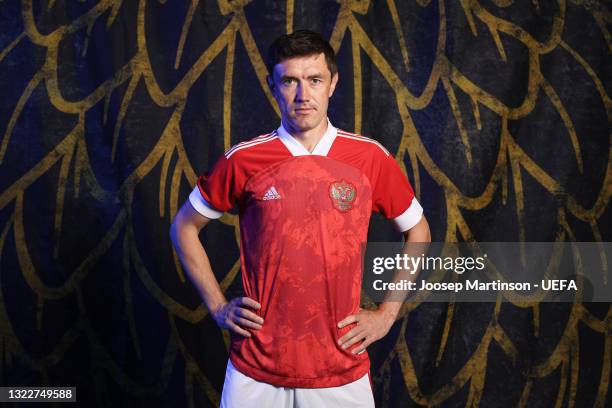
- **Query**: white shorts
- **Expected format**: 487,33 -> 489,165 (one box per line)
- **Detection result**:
220,359 -> 376,408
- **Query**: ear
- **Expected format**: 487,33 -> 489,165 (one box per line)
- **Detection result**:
329,73 -> 339,98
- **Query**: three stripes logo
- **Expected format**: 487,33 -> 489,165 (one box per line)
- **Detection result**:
262,186 -> 281,200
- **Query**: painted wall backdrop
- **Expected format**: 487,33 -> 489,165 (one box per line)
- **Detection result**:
0,0 -> 610,407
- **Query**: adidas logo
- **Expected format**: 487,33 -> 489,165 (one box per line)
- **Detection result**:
262,186 -> 281,200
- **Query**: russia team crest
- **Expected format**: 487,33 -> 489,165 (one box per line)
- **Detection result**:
329,180 -> 356,212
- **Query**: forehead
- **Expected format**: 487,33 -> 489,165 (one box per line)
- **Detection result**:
273,53 -> 330,78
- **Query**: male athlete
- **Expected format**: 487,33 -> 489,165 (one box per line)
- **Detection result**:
170,30 -> 430,407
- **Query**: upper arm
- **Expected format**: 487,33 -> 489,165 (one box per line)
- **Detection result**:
372,153 -> 416,219
370,152 -> 423,232
195,152 -> 244,215
170,199 -> 212,238
403,214 -> 431,242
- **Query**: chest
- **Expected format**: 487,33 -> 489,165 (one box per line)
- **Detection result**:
240,156 -> 373,226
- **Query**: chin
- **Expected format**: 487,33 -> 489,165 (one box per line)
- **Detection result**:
291,120 -> 314,131
295,117 -> 322,130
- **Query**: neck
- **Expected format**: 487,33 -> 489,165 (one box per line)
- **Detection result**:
283,118 -> 329,153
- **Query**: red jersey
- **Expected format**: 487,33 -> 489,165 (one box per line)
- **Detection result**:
189,120 -> 423,388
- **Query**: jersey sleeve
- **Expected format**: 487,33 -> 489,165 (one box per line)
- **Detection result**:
372,153 -> 423,232
188,153 -> 243,219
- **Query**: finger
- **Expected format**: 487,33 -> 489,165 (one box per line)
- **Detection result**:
235,308 -> 264,324
229,322 -> 251,337
338,327 -> 362,345
240,297 -> 261,309
339,330 -> 366,350
235,317 -> 263,330
341,335 -> 365,350
352,339 -> 372,354
337,314 -> 358,329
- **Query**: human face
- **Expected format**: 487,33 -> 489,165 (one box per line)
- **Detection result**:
268,53 -> 338,134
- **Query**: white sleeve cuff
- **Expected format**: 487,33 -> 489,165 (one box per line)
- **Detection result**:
393,198 -> 423,232
189,186 -> 224,219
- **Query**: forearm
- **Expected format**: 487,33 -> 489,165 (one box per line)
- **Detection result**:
338,219 -> 431,352
170,223 -> 227,314
378,215 -> 431,321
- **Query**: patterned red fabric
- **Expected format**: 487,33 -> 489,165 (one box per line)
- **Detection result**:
196,128 -> 415,387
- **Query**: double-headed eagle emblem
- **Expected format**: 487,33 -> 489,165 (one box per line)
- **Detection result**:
329,180 -> 357,212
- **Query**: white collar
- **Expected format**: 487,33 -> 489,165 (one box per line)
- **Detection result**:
276,118 -> 337,157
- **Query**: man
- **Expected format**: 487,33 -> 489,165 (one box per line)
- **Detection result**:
170,30 -> 430,407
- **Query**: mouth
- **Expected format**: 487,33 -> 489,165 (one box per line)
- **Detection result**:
295,107 -> 314,114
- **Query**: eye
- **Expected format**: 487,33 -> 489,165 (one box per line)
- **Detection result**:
281,78 -> 296,85
311,78 -> 322,84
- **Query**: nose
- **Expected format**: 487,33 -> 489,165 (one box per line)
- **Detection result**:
295,80 -> 310,102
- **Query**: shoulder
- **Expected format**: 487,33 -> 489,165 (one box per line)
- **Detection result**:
334,129 -> 391,157
223,130 -> 280,160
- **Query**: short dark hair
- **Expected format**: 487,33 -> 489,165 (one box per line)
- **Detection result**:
266,30 -> 337,77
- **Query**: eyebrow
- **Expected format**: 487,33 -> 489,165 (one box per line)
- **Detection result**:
279,74 -> 325,81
